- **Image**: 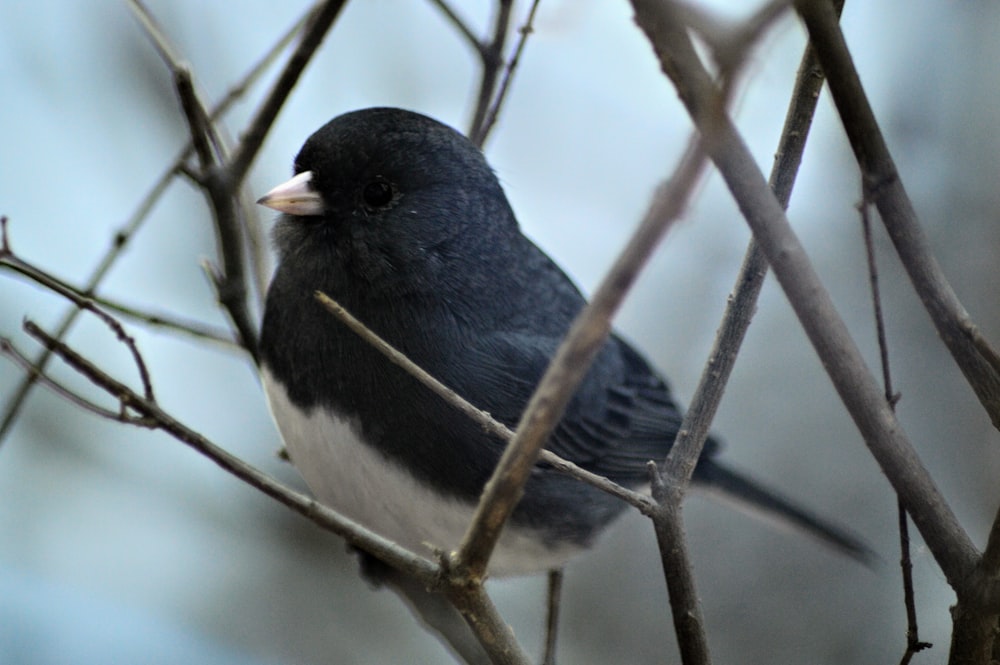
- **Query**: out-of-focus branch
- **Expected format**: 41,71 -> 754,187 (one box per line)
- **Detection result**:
1,338 -> 147,425
0,0 -> 309,446
542,569 -> 563,665
3,318 -> 443,587
1,219 -> 154,402
630,0 -> 981,602
227,0 -> 349,186
791,0 -> 1000,431
427,0 -> 482,55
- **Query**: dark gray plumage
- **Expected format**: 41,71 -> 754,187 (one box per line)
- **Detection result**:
257,107 -> 870,575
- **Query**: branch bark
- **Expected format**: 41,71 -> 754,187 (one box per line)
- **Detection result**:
791,0 -> 1000,431
630,0 -> 981,601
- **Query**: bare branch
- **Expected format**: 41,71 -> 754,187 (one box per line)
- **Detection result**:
475,0 -> 542,147
643,11 -> 837,661
427,0 -> 483,55
452,112 -> 702,581
0,4 -> 301,442
126,0 -> 184,69
542,569 -> 563,665
792,0 -> 1000,430
16,318 -> 540,664
87,298 -> 238,349
227,0 -> 350,186
0,337 -> 144,424
631,0 -> 981,597
441,578 -> 532,665
649,461 -> 711,665
469,0 -> 514,145
313,290 -> 653,513
14,319 -> 443,585
0,235 -> 235,349
1,226 -> 155,402
861,180 -> 932,662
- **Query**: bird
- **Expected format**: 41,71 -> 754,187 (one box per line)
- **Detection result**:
256,107 -> 871,576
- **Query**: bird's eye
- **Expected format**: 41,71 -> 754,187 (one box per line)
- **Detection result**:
362,179 -> 395,209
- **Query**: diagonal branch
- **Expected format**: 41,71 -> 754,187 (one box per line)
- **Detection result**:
474,0 -> 543,147
9,316 -> 537,664
0,8 -> 303,444
227,0 -> 349,187
792,0 -> 1000,430
313,290 -> 653,512
427,0 -> 482,54
630,0 -> 981,597
645,6 -> 840,660
451,126 -> 706,580
1,221 -> 154,402
13,318 -> 441,584
469,0 -> 514,145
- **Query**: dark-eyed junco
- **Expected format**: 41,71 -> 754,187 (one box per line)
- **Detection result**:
257,107 -> 870,575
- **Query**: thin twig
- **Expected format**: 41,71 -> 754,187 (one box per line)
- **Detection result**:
0,5 -> 304,442
427,0 -> 483,55
896,498 -> 932,665
14,320 -> 443,586
469,0 -> 514,146
126,0 -> 183,67
475,0 -> 543,147
542,568 -> 563,665
861,185 -> 932,664
227,0 -> 349,187
1,227 -> 154,402
0,247 -> 235,349
88,299 -> 238,349
313,290 -> 653,513
0,338 -> 144,424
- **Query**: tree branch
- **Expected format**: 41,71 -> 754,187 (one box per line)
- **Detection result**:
792,0 -> 1000,430
10,318 -> 443,586
630,0 -> 981,599
642,7 -> 839,660
313,290 -> 653,513
469,0 -> 513,145
451,114 -> 704,581
474,0 -> 542,147
227,0 -> 349,186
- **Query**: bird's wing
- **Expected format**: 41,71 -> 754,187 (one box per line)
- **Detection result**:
454,330 -> 714,486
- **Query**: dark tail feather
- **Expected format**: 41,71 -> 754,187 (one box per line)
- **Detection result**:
693,459 -> 877,565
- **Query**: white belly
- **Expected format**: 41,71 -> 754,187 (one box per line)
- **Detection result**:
260,367 -> 580,576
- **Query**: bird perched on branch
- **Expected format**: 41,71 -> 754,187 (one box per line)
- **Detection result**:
257,107 -> 870,576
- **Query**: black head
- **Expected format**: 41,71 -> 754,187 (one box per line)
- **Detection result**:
259,107 -> 520,299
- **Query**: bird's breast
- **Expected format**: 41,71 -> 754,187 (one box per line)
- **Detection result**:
259,365 -> 582,576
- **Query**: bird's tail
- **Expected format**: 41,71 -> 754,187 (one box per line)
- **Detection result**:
693,459 -> 876,565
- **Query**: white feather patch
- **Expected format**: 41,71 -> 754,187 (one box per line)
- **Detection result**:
260,367 -> 581,576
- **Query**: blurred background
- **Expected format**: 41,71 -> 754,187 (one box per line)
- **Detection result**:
1,1 -> 999,663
